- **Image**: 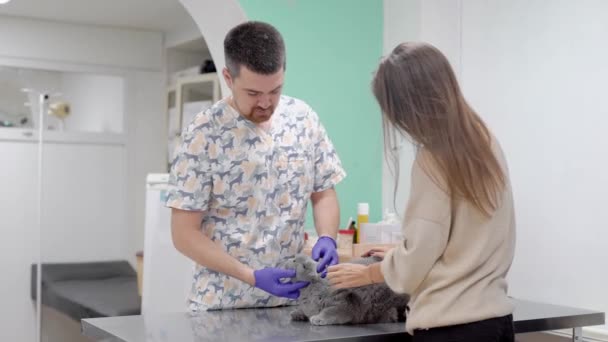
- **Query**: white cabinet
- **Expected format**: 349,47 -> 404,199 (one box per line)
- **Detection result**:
0,141 -> 38,342
142,174 -> 194,314
0,139 -> 129,342
166,73 -> 220,169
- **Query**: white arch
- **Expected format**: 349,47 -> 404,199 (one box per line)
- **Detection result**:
179,0 -> 247,97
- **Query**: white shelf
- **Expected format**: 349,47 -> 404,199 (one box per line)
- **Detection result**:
166,72 -> 220,169
0,128 -> 127,145
167,73 -> 219,90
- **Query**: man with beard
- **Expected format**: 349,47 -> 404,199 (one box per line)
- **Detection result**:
166,21 -> 346,311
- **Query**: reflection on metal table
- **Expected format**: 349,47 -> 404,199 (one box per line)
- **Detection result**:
81,298 -> 605,342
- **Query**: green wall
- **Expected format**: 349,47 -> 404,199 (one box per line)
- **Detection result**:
239,0 -> 384,227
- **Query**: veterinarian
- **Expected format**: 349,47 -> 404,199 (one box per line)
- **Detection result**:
166,21 -> 346,311
327,42 -> 516,342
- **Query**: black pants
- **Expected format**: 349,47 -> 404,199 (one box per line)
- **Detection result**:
412,314 -> 514,342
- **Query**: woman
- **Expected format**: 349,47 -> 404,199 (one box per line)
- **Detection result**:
327,42 -> 516,341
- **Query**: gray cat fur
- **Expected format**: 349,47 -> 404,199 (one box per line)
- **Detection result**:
282,254 -> 409,326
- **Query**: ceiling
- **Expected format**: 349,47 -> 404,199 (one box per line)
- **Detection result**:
0,0 -> 198,33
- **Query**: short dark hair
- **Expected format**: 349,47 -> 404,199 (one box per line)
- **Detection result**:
224,21 -> 286,77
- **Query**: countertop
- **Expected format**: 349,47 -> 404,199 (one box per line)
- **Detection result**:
82,298 -> 605,342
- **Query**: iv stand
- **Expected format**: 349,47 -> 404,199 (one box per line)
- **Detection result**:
22,88 -> 52,342
35,92 -> 48,342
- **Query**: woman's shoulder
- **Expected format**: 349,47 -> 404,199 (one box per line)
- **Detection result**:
413,148 -> 448,191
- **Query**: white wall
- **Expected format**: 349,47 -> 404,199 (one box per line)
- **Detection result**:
61,73 -> 125,133
40,143 -> 129,262
164,17 -> 204,52
461,0 -> 608,332
0,16 -> 163,70
0,16 -> 166,342
382,0 -> 464,217
419,0 -> 462,74
383,0 -> 608,334
381,0 -> 419,216
179,0 -> 246,96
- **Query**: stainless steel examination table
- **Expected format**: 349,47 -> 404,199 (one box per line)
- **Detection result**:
82,299 -> 605,342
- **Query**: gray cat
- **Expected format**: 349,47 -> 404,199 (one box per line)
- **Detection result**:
282,254 -> 409,326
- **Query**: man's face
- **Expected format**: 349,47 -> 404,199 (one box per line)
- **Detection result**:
223,65 -> 284,124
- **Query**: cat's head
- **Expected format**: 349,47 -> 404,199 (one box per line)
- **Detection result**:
284,254 -> 319,282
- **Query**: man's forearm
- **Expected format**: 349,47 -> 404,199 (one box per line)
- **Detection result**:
311,188 -> 340,239
172,226 -> 255,286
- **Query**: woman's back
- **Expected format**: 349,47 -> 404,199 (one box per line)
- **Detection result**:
381,135 -> 516,333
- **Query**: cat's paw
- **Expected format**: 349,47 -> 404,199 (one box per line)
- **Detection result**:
290,309 -> 308,321
309,315 -> 330,326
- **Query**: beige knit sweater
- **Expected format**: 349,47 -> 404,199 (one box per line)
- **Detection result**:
381,141 -> 516,334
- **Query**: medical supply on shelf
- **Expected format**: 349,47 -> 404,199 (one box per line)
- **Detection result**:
356,203 -> 369,243
358,209 -> 402,244
337,229 -> 355,251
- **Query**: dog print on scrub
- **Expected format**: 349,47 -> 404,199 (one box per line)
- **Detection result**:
166,95 -> 346,311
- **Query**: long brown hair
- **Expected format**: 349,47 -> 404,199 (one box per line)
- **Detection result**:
373,42 -> 505,216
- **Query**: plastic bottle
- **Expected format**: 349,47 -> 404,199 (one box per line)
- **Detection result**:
356,203 -> 369,243
337,229 -> 355,251
347,219 -> 356,244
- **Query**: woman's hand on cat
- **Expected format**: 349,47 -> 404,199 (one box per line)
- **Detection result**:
361,247 -> 392,259
326,264 -> 373,289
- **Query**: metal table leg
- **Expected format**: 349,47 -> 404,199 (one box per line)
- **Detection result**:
573,327 -> 583,342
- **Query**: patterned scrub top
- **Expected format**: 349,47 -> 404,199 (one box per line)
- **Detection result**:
165,95 -> 346,311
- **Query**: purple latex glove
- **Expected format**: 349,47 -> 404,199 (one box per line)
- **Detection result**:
312,236 -> 339,277
253,268 -> 310,300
